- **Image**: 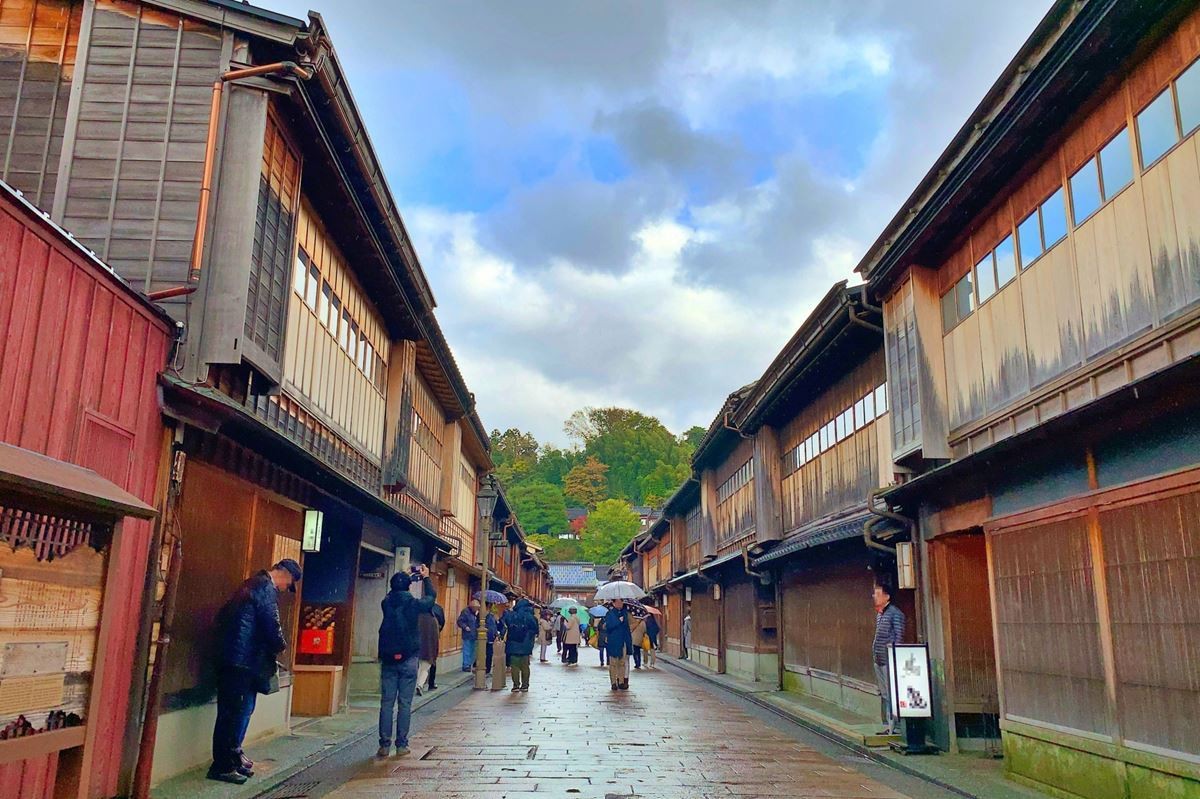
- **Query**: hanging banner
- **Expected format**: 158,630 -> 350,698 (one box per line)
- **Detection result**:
888,643 -> 933,718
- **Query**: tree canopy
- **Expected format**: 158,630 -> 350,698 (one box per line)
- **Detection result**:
580,499 -> 641,565
507,480 -> 568,535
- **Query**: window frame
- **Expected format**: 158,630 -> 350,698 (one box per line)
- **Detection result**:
1136,86 -> 1181,172
1068,157 -> 1103,228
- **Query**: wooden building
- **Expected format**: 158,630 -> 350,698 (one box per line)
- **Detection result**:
0,179 -> 173,799
0,0 -> 497,787
855,1 -> 1200,796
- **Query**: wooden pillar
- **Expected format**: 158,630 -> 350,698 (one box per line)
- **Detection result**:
753,427 -> 782,546
699,469 -> 717,559
439,420 -> 463,514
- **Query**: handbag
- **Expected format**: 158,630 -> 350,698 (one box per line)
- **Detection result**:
640,635 -> 651,651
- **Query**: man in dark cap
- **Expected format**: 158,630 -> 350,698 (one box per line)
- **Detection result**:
377,564 -> 435,758
208,559 -> 301,784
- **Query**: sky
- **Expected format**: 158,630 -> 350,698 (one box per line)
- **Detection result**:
266,0 -> 1052,447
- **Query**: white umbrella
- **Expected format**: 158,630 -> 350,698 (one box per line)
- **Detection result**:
594,580 -> 645,601
549,597 -> 582,609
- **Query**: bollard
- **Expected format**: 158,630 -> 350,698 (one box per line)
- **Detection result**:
492,638 -> 507,690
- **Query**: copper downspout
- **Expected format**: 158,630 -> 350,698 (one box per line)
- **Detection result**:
146,61 -> 314,302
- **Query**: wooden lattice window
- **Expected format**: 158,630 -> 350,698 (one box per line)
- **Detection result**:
0,505 -> 109,561
247,114 -> 301,364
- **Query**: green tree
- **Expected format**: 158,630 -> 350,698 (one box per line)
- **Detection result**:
580,499 -> 641,565
639,460 -> 691,509
530,445 -> 582,488
563,456 -> 609,509
682,425 -> 707,451
527,533 -> 584,562
507,481 -> 568,535
490,427 -> 539,488
567,407 -> 688,503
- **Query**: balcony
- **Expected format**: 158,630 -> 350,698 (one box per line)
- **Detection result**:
437,514 -> 471,558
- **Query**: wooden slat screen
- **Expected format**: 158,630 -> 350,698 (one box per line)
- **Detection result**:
723,576 -> 756,650
285,198 -> 389,458
1101,491 -> 1200,757
0,0 -> 81,210
990,516 -> 1110,736
404,369 -> 444,507
690,589 -> 718,651
246,114 -> 299,365
781,550 -> 876,684
715,456 -> 754,548
885,280 -> 921,455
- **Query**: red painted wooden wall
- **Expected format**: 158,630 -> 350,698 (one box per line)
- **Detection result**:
0,184 -> 173,798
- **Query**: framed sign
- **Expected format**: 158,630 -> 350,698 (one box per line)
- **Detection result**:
888,643 -> 932,719
302,510 -> 323,552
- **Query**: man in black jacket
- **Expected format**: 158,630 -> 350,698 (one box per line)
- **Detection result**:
208,559 -> 301,784
377,564 -> 435,758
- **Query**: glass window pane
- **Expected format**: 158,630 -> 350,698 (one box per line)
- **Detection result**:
864,391 -> 875,423
994,235 -> 1016,287
1018,212 -> 1043,267
835,414 -> 845,442
941,289 -> 958,332
1040,187 -> 1068,248
975,252 -> 996,303
293,255 -> 307,296
1137,89 -> 1179,168
1099,128 -> 1133,198
320,282 -> 332,327
1070,159 -> 1102,225
306,264 -> 319,309
1179,59 -> 1200,135
875,384 -> 887,414
955,272 -> 974,320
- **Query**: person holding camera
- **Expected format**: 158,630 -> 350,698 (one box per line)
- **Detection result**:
377,564 -> 435,758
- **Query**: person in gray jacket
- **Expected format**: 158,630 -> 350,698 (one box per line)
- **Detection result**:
872,580 -> 906,735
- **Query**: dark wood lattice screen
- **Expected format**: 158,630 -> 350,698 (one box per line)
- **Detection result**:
0,504 -> 109,561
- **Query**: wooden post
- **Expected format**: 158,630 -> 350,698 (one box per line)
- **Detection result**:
78,518 -> 124,799
753,427 -> 782,546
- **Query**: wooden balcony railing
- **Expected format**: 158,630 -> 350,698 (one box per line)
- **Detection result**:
437,514 -> 471,558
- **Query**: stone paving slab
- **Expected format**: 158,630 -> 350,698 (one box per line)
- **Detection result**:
326,660 -> 912,799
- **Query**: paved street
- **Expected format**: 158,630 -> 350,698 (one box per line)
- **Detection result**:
325,654 -> 912,799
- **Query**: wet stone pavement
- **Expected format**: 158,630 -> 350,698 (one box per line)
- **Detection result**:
325,652 -> 911,799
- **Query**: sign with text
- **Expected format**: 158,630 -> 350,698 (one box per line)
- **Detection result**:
302,510 -> 324,552
888,643 -> 932,719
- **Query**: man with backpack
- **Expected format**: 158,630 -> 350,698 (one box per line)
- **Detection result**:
377,564 -> 435,757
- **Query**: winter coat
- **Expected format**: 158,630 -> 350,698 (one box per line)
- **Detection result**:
217,571 -> 287,690
457,607 -> 478,639
645,615 -> 660,647
631,618 -> 647,650
596,617 -> 608,647
418,603 -> 444,661
537,616 -> 556,644
682,616 -> 691,646
485,612 -> 499,643
562,614 -> 583,645
872,603 -> 906,666
603,606 -> 635,659
378,577 -> 436,662
504,600 -> 539,657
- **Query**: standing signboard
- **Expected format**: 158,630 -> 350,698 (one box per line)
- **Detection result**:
888,643 -> 933,718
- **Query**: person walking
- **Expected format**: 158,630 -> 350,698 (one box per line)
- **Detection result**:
562,607 -> 583,665
596,616 -> 608,666
504,599 -> 538,691
557,614 -> 567,662
872,580 -> 906,735
208,559 -> 301,784
630,615 -> 647,671
377,565 -> 436,758
682,612 -> 691,660
604,600 -> 634,691
484,605 -> 499,674
416,601 -> 444,694
644,613 -> 659,668
537,610 -> 555,663
457,599 -> 480,672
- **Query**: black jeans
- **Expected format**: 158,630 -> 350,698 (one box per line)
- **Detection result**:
426,661 -> 438,688
485,642 -> 494,673
563,643 -> 578,664
599,644 -> 607,665
633,646 -> 642,668
212,666 -> 258,772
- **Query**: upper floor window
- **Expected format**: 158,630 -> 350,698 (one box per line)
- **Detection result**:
941,271 -> 973,331
1017,187 -> 1066,268
972,234 -> 1017,306
783,382 -> 887,473
1071,127 -> 1135,226
1137,89 -> 1178,169
1179,59 -> 1200,135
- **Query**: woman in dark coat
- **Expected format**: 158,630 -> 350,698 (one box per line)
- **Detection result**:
416,603 -> 444,694
603,600 -> 635,690
596,615 -> 608,666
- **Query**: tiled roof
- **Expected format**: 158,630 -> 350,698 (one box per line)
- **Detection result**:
547,562 -> 599,588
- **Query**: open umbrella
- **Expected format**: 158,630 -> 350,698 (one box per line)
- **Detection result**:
560,605 -> 585,621
549,597 -> 581,610
594,580 -> 645,601
588,605 -> 609,618
474,589 -> 508,605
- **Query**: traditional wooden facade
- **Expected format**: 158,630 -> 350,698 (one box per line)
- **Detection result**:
856,1 -> 1200,796
0,0 -> 496,788
0,179 -> 172,799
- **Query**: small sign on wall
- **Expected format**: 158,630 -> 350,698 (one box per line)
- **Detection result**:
896,542 -> 916,590
302,510 -> 324,552
684,586 -> 692,601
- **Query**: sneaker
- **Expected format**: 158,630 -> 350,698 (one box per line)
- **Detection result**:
376,746 -> 391,758
395,746 -> 411,757
235,764 -> 254,778
520,686 -> 529,692
206,769 -> 248,785
512,685 -> 520,692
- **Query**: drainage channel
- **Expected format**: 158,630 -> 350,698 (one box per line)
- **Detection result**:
249,679 -> 474,799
